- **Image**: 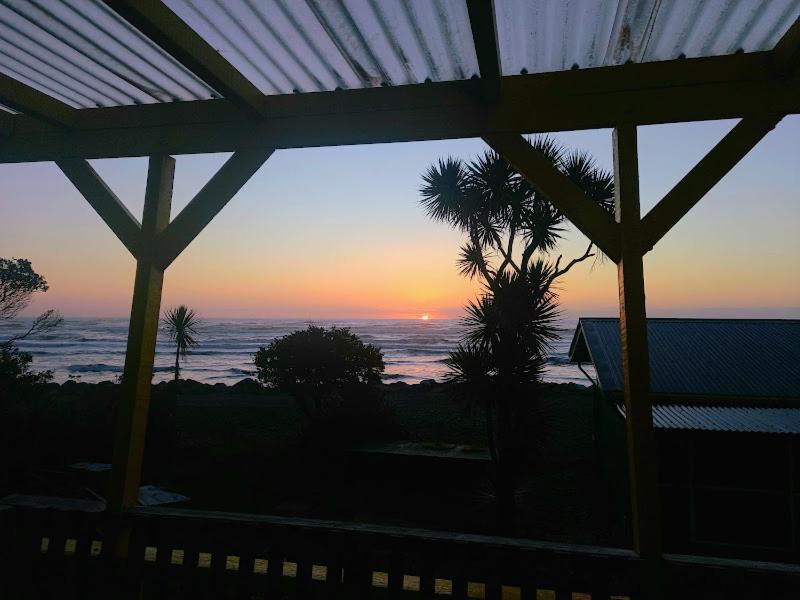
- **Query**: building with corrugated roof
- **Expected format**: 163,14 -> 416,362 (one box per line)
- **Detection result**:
570,318 -> 800,561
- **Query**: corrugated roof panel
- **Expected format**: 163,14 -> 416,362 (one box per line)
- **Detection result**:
163,0 -> 479,94
569,318 -> 800,399
1,0 -> 796,108
620,404 -> 800,434
495,0 -> 619,74
0,0 -> 217,107
494,0 -> 800,75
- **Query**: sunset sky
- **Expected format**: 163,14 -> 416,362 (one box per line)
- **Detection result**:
1,117 -> 798,322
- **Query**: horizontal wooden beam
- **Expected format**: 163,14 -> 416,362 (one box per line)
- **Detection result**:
0,51 -> 798,163
156,147 -> 274,268
484,133 -> 621,263
56,158 -> 142,258
640,115 -> 782,252
103,0 -> 265,116
0,73 -> 77,127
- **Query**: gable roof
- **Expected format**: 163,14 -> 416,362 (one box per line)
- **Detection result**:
569,318 -> 800,400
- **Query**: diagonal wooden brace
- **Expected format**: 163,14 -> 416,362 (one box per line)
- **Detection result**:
640,115 -> 782,252
156,147 -> 274,269
56,158 -> 143,259
483,132 -> 621,263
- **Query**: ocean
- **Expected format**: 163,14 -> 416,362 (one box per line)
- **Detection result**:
1,318 -> 594,387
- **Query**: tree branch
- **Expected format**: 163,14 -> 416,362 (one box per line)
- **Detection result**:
520,239 -> 538,274
546,241 -> 595,289
2,309 -> 63,345
469,228 -> 493,283
497,225 -> 519,274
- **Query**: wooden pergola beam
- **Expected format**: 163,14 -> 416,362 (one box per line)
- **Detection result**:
483,133 -> 621,263
466,0 -> 501,101
0,50 -> 797,163
156,147 -> 274,269
108,154 -> 174,513
640,116 -> 782,252
613,124 -> 662,564
56,158 -> 143,258
0,73 -> 76,127
103,0 -> 265,116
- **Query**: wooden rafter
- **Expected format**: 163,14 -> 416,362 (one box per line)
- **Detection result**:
0,73 -> 76,127
156,147 -> 274,269
56,158 -> 143,258
466,0 -> 501,101
483,132 -> 621,263
640,115 -> 782,252
1,49 -> 797,164
103,0 -> 265,116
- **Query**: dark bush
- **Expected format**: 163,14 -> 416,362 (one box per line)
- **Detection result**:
0,343 -> 52,396
253,326 -> 395,447
254,326 -> 384,416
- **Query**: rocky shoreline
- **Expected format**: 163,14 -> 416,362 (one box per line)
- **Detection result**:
42,376 -> 589,398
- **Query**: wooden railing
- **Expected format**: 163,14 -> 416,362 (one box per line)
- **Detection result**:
2,495 -> 799,599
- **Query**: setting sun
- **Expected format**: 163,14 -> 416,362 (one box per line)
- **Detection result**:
420,315 -> 430,321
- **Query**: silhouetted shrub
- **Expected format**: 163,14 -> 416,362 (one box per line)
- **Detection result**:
254,326 -> 383,416
0,343 -> 52,396
253,326 -> 395,447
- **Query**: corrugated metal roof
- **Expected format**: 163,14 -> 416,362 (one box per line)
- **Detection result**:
569,318 -> 800,399
2,0 -> 797,109
494,0 -> 800,75
618,404 -> 800,434
162,0 -> 479,94
0,0 -> 218,107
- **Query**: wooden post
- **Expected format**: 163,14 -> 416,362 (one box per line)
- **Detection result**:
612,125 -> 662,562
107,155 -> 175,512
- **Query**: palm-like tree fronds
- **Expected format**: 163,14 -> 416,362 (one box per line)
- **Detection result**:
562,150 -> 615,213
520,199 -> 565,255
420,157 -> 472,228
162,305 -> 201,380
444,342 -> 494,386
456,241 -> 489,279
525,135 -> 565,167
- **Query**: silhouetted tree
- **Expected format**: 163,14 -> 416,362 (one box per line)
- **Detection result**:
0,257 -> 63,345
421,136 -> 614,532
254,326 -> 384,421
162,305 -> 201,381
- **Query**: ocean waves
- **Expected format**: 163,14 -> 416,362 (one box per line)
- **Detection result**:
2,318 -> 593,386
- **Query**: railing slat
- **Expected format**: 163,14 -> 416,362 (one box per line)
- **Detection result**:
3,498 -> 799,600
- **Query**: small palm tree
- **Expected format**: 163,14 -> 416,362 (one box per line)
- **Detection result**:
162,305 -> 201,381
